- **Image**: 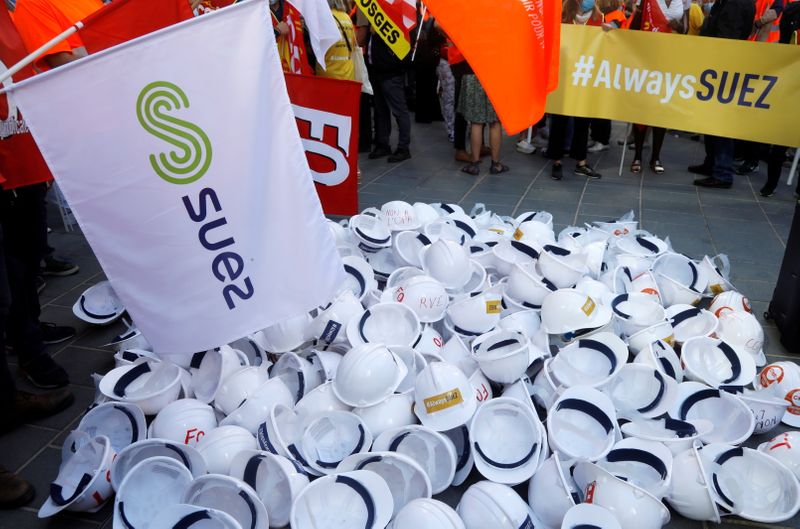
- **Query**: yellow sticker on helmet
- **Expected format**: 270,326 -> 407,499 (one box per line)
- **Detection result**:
513,228 -> 524,241
710,283 -> 723,295
581,297 -> 596,317
486,300 -> 502,314
424,388 -> 464,414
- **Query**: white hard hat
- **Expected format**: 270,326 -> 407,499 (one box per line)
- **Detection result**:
596,438 -> 673,499
338,451 -> 431,517
574,277 -> 615,306
300,411 -> 373,475
531,358 -> 564,412
469,397 -> 543,485
294,381 -> 352,423
423,217 -> 469,246
446,211 -> 479,241
307,349 -> 345,382
346,302 -> 422,348
195,425 -> 257,475
670,381 -> 754,445
466,363 -> 494,407
601,364 -> 677,420
540,290 -> 612,341
220,377 -> 294,434
328,218 -> 353,246
439,334 -> 479,375
633,339 -> 683,382
501,376 -> 537,412
342,255 -> 379,301
77,402 -> 146,453
389,498 -> 465,529
333,343 -> 407,407
393,231 -> 432,268
620,417 -> 712,456
38,433 -> 115,518
183,474 -> 269,529
591,217 -> 637,237
111,438 -> 207,492
367,247 -> 403,282
421,239 -> 472,290
471,330 -> 531,384
561,504 -> 622,529
467,241 -> 497,272
290,470 -> 394,529
700,443 -> 800,523
549,333 -> 628,389
716,310 -> 766,366
754,361 -> 800,427
229,450 -> 309,528
457,480 -> 541,529
257,403 -> 302,460
442,425 -> 474,486
625,320 -> 675,354
573,461 -> 670,529
271,352 -> 323,404
385,266 -> 425,291
414,361 -> 477,432
516,210 -> 554,230
758,431 -> 800,480
98,360 -> 182,415
189,346 -> 249,404
231,334 -> 270,367
681,336 -> 756,387
149,504 -> 244,529
615,235 -> 668,258
391,275 -> 449,323
312,289 -> 364,345
514,219 -> 556,247
665,442 -> 720,522
665,305 -> 719,345
506,262 -> 558,309
652,253 -> 708,306
150,398 -> 218,446
447,289 -> 503,336
624,269 -> 663,303
538,244 -> 589,289
353,393 -> 418,439
381,200 -> 421,231
610,293 -> 666,337
351,213 -> 392,252
261,312 -> 313,353
491,239 -> 539,277
709,290 -> 752,318
105,322 -> 151,352
113,348 -> 161,368
547,386 -> 618,462
72,280 -> 125,325
497,309 -> 542,340
113,456 -> 194,529
528,452 -> 580,529
414,202 -> 441,225
214,365 -> 270,415
373,425 -> 457,494
737,386 -> 789,434
698,254 -> 734,295
415,324 -> 446,359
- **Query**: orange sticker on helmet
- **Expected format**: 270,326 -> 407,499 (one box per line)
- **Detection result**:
760,364 -> 785,387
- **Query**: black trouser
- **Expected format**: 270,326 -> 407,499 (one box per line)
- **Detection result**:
0,184 -> 47,366
359,93 -> 373,152
373,73 -> 411,151
0,224 -> 15,408
764,145 -> 798,194
414,56 -> 441,123
450,61 -> 471,151
590,118 -> 611,145
546,115 -> 590,161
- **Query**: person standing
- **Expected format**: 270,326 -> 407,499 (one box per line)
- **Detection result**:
458,74 -> 508,175
317,0 -> 356,80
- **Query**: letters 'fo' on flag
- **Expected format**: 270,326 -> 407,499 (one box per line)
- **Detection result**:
426,0 -> 562,134
7,0 -> 345,354
355,0 -> 416,59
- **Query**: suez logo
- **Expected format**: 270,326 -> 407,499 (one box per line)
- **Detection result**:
136,81 -> 254,310
570,55 -> 777,108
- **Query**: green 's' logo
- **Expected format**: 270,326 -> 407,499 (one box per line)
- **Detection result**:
136,81 -> 212,185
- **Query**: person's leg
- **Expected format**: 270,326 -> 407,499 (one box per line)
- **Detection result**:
488,122 -> 508,173
762,145 -> 788,196
572,117 -> 601,178
436,59 -> 455,141
735,141 -> 761,175
690,135 -> 715,175
633,125 -> 646,170
369,77 -> 392,158
358,93 -> 373,153
470,123 -> 483,163
546,114 -> 568,180
712,137 -> 734,184
650,127 -> 667,169
451,62 -> 469,158
588,118 -> 611,152
381,74 -> 412,160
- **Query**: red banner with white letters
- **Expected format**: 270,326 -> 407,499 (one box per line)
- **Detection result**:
285,73 -> 360,216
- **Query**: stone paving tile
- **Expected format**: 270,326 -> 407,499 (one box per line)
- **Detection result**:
0,508 -> 101,529
0,426 -> 57,472
51,346 -> 116,389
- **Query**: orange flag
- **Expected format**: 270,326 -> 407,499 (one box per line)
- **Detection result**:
425,0 -> 561,134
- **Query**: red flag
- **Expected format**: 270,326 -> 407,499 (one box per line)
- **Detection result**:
283,2 -> 314,75
78,0 -> 194,53
284,73 -> 360,216
425,0 -> 560,134
641,0 -> 672,32
0,6 -> 52,190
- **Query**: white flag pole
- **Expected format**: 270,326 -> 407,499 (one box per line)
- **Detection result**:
0,22 -> 83,86
410,3 -> 427,61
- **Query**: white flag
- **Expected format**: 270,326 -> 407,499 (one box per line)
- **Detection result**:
288,0 -> 341,70
9,0 -> 345,354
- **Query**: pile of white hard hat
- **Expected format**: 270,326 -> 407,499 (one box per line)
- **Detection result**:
47,203 -> 800,528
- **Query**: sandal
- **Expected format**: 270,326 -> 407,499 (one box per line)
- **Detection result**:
650,160 -> 665,174
490,161 -> 510,174
461,161 -> 481,175
631,159 -> 642,174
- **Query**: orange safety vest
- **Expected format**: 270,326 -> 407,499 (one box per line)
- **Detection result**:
751,0 -> 782,41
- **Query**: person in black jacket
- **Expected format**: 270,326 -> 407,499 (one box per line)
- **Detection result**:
688,0 -> 755,188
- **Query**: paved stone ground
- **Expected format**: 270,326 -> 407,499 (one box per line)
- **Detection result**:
0,119 -> 798,529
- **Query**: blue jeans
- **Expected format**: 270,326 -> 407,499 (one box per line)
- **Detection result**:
704,135 -> 734,183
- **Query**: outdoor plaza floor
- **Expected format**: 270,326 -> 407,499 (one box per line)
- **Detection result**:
0,119 -> 798,529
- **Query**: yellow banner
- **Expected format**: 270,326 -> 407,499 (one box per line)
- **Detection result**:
356,0 -> 411,60
546,25 -> 800,147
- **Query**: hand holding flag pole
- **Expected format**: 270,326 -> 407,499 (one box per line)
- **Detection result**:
410,3 -> 427,61
0,24 -> 82,86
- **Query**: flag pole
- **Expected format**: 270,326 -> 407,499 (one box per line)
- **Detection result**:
410,3 -> 427,61
0,22 -> 83,85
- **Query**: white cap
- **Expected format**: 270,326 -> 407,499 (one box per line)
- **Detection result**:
373,425 -> 457,494
300,411 -> 373,475
547,386 -> 618,462
77,402 -> 146,453
333,343 -> 407,407
183,474 -> 269,529
457,481 -> 541,529
150,398 -> 218,446
389,498 -> 465,529
414,362 -> 477,432
195,425 -> 257,475
72,280 -> 125,325
98,361 -> 183,415
111,438 -> 207,492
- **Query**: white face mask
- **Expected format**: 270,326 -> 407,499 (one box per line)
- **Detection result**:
575,10 -> 593,23
703,1 -> 713,12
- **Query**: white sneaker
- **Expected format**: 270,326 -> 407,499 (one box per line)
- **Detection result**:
515,140 -> 536,154
587,142 -> 609,153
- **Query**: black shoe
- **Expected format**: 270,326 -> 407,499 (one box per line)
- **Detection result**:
688,164 -> 713,177
693,176 -> 732,189
0,467 -> 35,509
368,146 -> 392,159
575,164 -> 601,179
0,388 -> 74,434
42,255 -> 79,277
735,161 -> 759,175
551,164 -> 563,180
40,322 -> 76,345
760,186 -> 775,197
19,354 -> 69,389
387,148 -> 411,163
36,275 -> 46,295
